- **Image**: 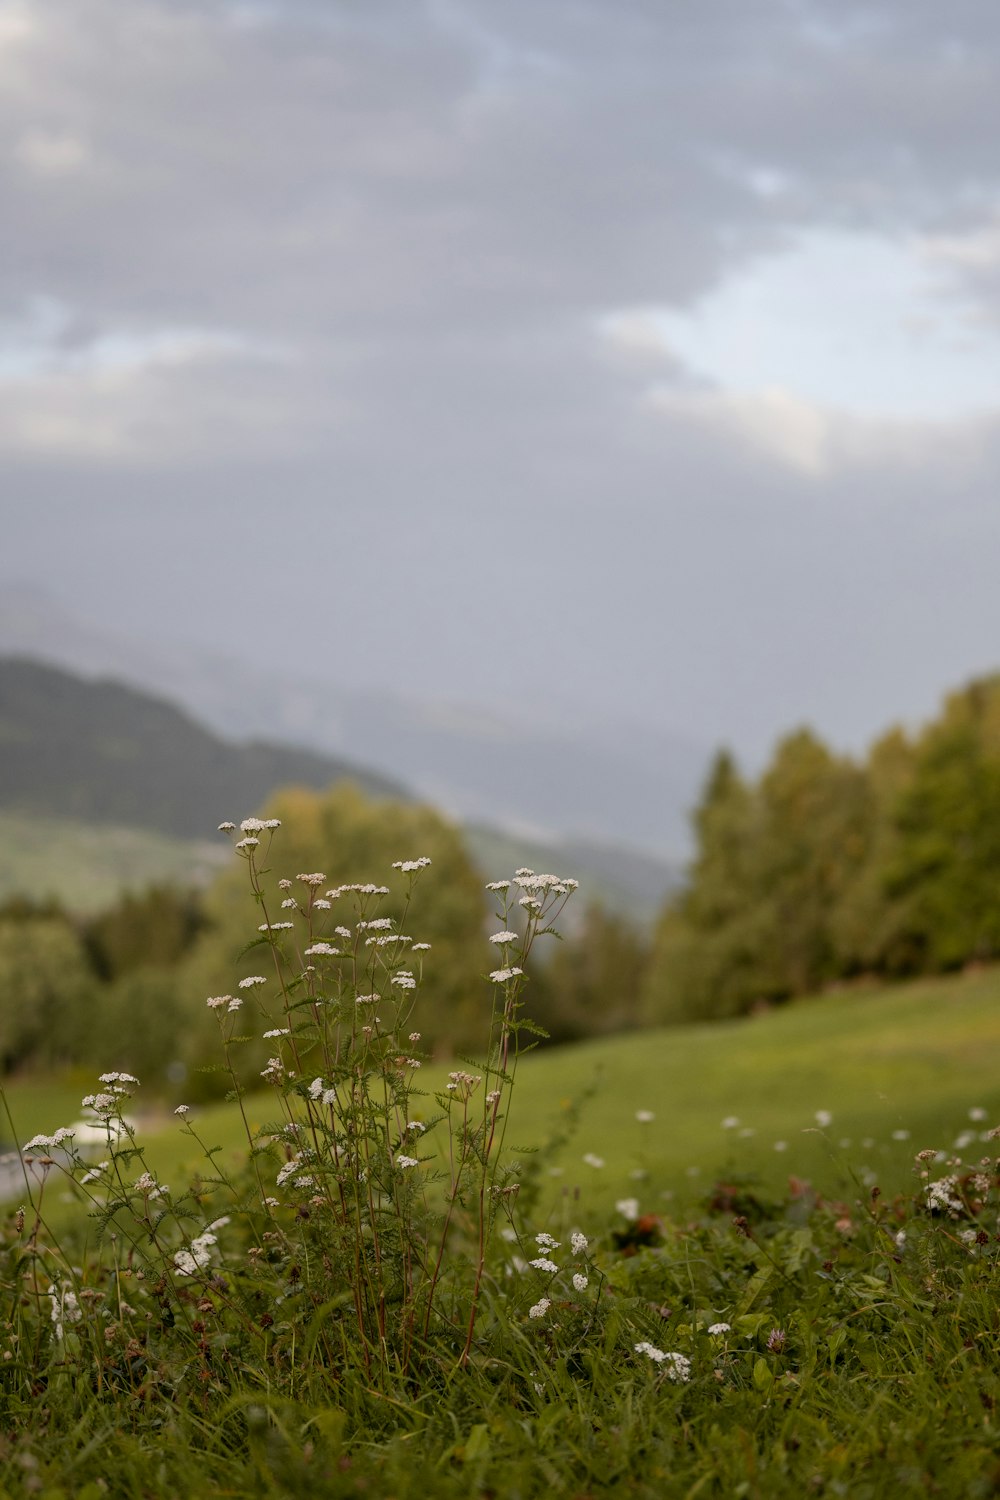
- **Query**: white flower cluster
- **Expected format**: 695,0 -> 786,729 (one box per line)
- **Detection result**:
308,1077 -> 338,1107
634,1343 -> 691,1382
489,967 -> 524,983
514,868 -> 579,896
395,1154 -> 420,1169
926,1175 -> 964,1216
260,921 -> 295,932
304,942 -> 340,957
489,931 -> 519,945
392,857 -> 432,872
296,872 -> 326,886
238,975 -> 266,989
23,1127 -> 75,1153
325,883 -> 390,899
528,1298 -> 551,1319
708,1322 -> 731,1336
392,971 -> 416,990
357,918 -> 394,932
173,1218 -> 229,1276
207,994 -> 242,1012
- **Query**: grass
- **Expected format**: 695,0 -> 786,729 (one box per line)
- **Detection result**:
5,956 -> 1000,1497
0,813 -> 228,913
6,962 -> 1000,1215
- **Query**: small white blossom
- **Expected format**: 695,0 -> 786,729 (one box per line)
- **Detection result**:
239,975 -> 267,989
572,1273 -> 588,1291
392,971 -> 416,989
260,921 -> 294,932
217,821 -> 235,832
280,898 -> 298,909
297,872 -> 326,886
489,967 -> 524,983
396,1155 -> 420,1169
708,1322 -> 731,1336
235,837 -> 259,850
392,857 -> 432,872
485,880 -> 511,892
616,1198 -> 640,1221
304,943 -> 340,957
174,1105 -> 191,1116
571,1231 -> 588,1254
535,1232 -> 560,1249
263,1028 -> 290,1039
582,1153 -> 605,1169
721,1116 -> 740,1130
240,818 -> 265,833
528,1257 -> 559,1274
489,931 -> 519,945
412,942 -> 431,951
635,1109 -> 655,1123
815,1110 -> 833,1128
528,1298 -> 551,1319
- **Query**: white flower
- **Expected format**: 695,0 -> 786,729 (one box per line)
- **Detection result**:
815,1110 -> 833,1128
392,972 -> 416,989
412,942 -> 431,951
721,1116 -> 740,1130
528,1258 -> 559,1274
217,821 -> 235,832
313,899 -> 331,909
355,993 -> 379,1005
260,921 -> 294,932
357,918 -> 394,932
489,967 -> 524,983
235,837 -> 259,850
572,1273 -> 588,1291
892,1129 -> 911,1142
635,1340 -> 667,1362
227,996 -> 242,1012
174,1105 -> 190,1116
392,857 -> 432,872
280,898 -> 298,909
635,1110 -> 655,1124
263,1028 -> 290,1039
535,1232 -> 560,1249
708,1322 -> 731,1336
296,872 -> 326,886
969,1106 -> 988,1122
396,1154 -> 420,1169
99,1072 -> 138,1086
240,818 -> 265,833
582,1153 -> 605,1169
304,943 -> 340,957
485,880 -> 511,892
528,1298 -> 551,1319
571,1231 -> 588,1255
489,931 -> 519,945
239,975 -> 267,989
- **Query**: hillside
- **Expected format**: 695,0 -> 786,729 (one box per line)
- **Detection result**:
0,656 -> 406,839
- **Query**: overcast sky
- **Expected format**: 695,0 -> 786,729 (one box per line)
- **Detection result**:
4,0 -> 1000,767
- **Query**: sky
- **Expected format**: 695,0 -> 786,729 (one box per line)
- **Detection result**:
4,0 -> 1000,771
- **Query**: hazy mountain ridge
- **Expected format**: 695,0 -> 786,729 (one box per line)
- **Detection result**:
0,656 -> 405,839
0,653 -> 682,918
0,583 -> 706,858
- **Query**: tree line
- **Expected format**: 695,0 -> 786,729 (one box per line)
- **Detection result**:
642,673 -> 1000,1024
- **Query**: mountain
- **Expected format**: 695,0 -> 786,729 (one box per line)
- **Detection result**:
0,583 -> 706,858
0,654 -> 682,920
0,656 -> 405,839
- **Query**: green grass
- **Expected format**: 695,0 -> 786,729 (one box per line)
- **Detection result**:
4,965 -> 1000,1497
8,962 -> 1000,1216
0,812 -> 228,913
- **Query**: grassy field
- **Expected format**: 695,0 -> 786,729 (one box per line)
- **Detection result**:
7,961 -> 1000,1216
0,812 -> 228,913
4,965 -> 1000,1497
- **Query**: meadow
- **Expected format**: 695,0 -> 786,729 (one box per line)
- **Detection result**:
2,834 -> 1000,1498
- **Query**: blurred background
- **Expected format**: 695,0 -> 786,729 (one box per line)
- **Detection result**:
3,2 -> 1000,1180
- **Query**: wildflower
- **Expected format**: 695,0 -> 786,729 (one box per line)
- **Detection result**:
235,837 -> 259,850
392,857 -> 432,872
485,880 -> 511,892
635,1344 -> 691,1382
616,1198 -> 640,1221
708,1323 -> 731,1336
262,819 -> 281,830
366,933 -> 413,947
99,1072 -> 138,1086
261,1058 -> 285,1084
969,1106 -> 988,1122
80,1161 -> 109,1184
23,1130 -> 71,1153
489,931 -> 519,945
395,1155 -> 420,1169
297,873 -> 326,886
392,971 -> 416,989
486,1089 -> 501,1105
721,1116 -> 740,1129
357,918 -> 394,931
529,1258 -> 559,1274
335,925 -> 352,938
892,1129 -> 911,1142
263,1028 -> 290,1039
276,1159 -> 303,1187
926,1175 -> 964,1215
239,975 -> 267,989
815,1110 -> 833,1128
766,1328 -> 786,1353
489,967 -> 524,983
49,1284 -> 82,1340
528,1299 -> 551,1319
313,898 -> 331,909
278,879 -> 292,890
409,1031 -> 421,1042
304,943 -> 340,957
407,1121 -> 426,1134
174,1105 -> 191,1116
227,996 -> 242,1012
774,1140 -> 788,1152
412,942 -> 431,951
572,1273 -> 588,1291
635,1109 -> 655,1123
355,993 -> 379,1005
535,1232 -> 560,1249
571,1231 -> 588,1254
582,1153 -> 605,1169
280,898 -> 298,909
217,821 -> 235,832
134,1172 -> 158,1193
260,921 -> 294,932
240,818 -> 265,833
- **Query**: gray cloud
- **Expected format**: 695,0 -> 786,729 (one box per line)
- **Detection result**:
3,0 -> 1000,809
